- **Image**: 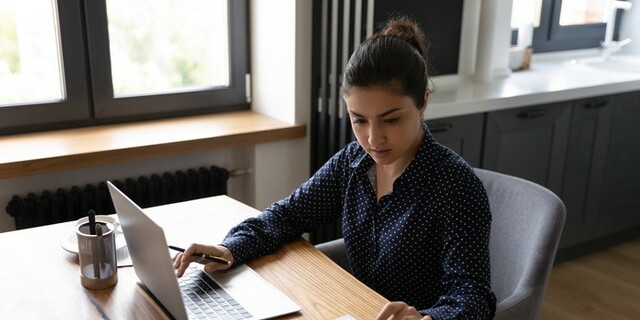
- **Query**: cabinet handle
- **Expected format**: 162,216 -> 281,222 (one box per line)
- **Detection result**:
584,99 -> 608,109
518,109 -> 548,119
429,123 -> 452,134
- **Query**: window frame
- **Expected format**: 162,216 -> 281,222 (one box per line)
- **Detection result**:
0,0 -> 91,135
0,0 -> 249,135
84,0 -> 250,120
529,0 -> 628,53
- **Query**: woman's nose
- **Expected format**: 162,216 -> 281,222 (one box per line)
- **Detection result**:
368,124 -> 385,146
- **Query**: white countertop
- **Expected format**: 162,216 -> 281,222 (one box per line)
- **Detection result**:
426,50 -> 640,120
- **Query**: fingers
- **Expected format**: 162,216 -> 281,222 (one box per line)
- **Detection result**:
173,243 -> 234,277
376,301 -> 404,320
173,251 -> 193,278
375,301 -> 422,320
203,261 -> 231,273
174,243 -> 206,277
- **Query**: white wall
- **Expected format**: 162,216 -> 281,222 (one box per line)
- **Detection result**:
620,0 -> 640,54
473,0 -> 513,82
251,0 -> 312,210
439,0 -> 513,84
457,0 -> 481,76
0,1 -> 312,232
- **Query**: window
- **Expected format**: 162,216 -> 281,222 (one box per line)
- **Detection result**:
512,0 -> 629,52
0,0 -> 90,133
0,0 -> 248,135
558,0 -> 608,26
107,1 -> 230,97
0,1 -> 64,106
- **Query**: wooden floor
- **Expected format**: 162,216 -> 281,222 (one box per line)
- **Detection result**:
540,238 -> 640,320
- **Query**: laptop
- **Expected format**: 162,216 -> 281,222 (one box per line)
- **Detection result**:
107,181 -> 300,320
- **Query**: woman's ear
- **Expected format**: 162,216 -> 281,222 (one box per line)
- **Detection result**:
421,90 -> 430,114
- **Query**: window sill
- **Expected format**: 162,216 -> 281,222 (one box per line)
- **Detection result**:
0,111 -> 306,180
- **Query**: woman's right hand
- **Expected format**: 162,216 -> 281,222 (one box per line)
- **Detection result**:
375,301 -> 431,320
172,243 -> 235,277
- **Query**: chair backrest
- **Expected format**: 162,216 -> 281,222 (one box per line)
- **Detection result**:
315,237 -> 351,274
316,169 -> 566,320
474,168 -> 566,320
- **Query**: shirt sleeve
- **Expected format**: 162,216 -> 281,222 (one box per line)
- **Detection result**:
421,171 -> 497,320
220,147 -> 350,264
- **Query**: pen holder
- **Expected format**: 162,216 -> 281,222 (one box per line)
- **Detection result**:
77,222 -> 118,289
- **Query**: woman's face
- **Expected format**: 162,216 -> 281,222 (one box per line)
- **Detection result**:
345,86 -> 425,168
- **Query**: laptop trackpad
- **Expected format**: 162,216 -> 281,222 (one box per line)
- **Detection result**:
209,264 -> 300,318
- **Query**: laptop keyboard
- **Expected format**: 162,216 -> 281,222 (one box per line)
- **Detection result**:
180,266 -> 253,320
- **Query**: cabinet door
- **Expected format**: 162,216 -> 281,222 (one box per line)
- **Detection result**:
427,113 -> 484,168
598,91 -> 640,236
559,96 -> 614,248
482,102 -> 572,194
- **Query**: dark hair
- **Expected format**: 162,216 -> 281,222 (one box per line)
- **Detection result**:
343,16 -> 430,109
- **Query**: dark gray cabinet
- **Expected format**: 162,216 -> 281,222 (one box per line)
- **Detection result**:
479,92 -> 640,252
482,102 -> 572,195
560,96 -> 614,248
421,91 -> 640,254
427,113 -> 484,168
598,91 -> 640,237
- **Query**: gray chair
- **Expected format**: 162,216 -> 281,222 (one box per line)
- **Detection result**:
315,168 -> 566,320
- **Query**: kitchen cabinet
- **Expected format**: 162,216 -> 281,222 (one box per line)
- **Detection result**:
598,91 -> 640,237
478,92 -> 640,252
427,113 -> 484,168
481,102 -> 572,195
559,96 -> 614,248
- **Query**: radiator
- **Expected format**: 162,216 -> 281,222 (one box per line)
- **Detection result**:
308,0 -> 375,245
5,165 -> 230,230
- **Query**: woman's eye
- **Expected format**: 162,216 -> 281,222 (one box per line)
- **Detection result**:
384,118 -> 399,124
352,118 -> 366,124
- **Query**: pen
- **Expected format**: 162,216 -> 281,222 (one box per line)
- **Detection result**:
169,245 -> 232,266
88,209 -> 96,235
94,225 -> 103,279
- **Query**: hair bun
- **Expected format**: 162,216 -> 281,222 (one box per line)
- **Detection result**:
376,16 -> 427,58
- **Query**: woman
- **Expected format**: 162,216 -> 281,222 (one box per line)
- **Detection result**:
174,16 -> 496,320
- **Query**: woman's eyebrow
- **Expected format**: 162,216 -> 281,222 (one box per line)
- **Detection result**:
347,107 -> 402,118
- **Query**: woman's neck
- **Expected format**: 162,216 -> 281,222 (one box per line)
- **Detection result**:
377,128 -> 424,178
375,128 -> 424,200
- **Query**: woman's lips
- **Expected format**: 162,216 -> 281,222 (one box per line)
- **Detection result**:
370,149 -> 391,159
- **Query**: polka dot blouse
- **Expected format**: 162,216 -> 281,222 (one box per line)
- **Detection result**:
221,124 -> 497,319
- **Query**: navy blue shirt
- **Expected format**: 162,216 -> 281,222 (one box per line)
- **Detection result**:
222,125 -> 496,319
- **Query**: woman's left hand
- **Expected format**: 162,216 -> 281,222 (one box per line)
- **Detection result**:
375,301 -> 432,320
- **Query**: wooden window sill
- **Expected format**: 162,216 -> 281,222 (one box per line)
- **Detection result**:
0,111 -> 306,179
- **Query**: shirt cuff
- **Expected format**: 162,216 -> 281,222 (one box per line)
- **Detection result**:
220,235 -> 253,265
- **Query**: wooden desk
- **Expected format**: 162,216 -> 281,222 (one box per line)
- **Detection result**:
0,196 -> 388,319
